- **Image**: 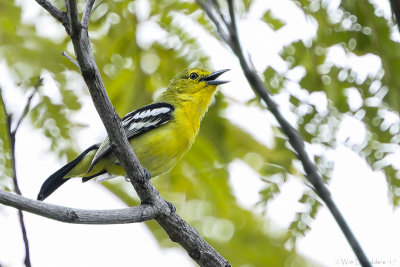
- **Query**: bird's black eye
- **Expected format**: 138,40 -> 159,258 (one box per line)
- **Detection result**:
189,72 -> 198,80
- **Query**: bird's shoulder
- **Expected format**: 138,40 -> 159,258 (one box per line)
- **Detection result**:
121,102 -> 175,131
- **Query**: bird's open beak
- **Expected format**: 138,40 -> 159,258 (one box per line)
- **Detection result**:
200,69 -> 230,85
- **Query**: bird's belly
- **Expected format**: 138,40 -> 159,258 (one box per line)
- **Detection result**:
133,125 -> 191,177
105,123 -> 192,178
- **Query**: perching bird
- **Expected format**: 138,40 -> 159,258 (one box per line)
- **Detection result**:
37,68 -> 229,201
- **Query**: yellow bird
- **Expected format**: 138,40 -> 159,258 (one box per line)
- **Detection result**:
37,68 -> 229,200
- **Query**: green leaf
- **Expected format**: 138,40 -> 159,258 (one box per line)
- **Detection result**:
262,10 -> 285,31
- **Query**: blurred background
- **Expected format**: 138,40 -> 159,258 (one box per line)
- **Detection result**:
1,0 -> 400,266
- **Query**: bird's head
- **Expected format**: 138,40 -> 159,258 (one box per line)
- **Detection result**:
165,68 -> 229,99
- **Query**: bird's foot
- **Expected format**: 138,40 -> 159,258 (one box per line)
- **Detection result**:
124,168 -> 151,183
165,200 -> 176,213
143,167 -> 152,181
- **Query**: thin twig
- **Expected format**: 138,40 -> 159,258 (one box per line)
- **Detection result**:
0,91 -> 32,267
17,209 -> 31,267
212,0 -> 229,29
0,190 -> 157,224
12,89 -> 38,135
82,0 -> 95,29
10,127 -> 32,267
196,0 -> 231,45
62,51 -> 81,71
197,1 -> 372,266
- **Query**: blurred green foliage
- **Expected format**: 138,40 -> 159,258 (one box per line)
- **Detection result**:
1,0 -> 399,266
263,0 -> 400,245
0,88 -> 12,191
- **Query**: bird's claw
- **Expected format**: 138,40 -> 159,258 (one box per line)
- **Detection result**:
143,167 -> 152,181
124,168 -> 151,183
165,200 -> 176,213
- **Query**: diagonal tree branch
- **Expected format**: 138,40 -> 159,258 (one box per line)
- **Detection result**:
28,0 -> 230,266
197,0 -> 371,266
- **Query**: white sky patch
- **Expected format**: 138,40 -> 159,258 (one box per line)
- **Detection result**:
308,91 -> 328,114
133,0 -> 151,22
370,0 -> 393,20
71,93 -> 106,147
384,149 -> 400,169
33,15 -> 65,41
40,70 -> 64,103
136,21 -> 168,50
345,87 -> 363,112
286,66 -> 306,82
223,103 -> 275,148
15,0 -> 65,42
266,176 -> 308,228
0,62 -> 25,116
326,45 -> 382,83
273,91 -> 300,127
228,160 -> 265,210
285,79 -> 309,100
238,19 -> 288,73
337,115 -> 367,145
379,109 -> 399,130
298,146 -> 400,266
248,0 -> 317,46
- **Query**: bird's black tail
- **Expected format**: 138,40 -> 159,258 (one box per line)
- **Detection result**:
37,144 -> 100,201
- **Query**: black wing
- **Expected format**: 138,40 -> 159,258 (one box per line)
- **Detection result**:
87,102 -> 174,172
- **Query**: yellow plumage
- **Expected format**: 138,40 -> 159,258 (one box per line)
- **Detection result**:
37,68 -> 229,200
